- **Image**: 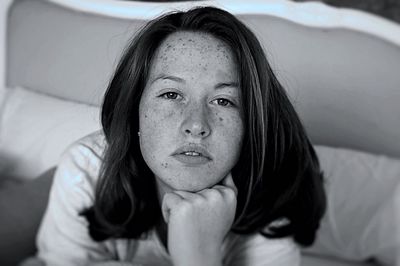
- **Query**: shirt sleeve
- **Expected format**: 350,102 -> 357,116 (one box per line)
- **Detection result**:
223,233 -> 301,266
36,141 -> 115,266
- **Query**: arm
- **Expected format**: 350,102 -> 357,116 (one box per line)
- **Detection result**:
223,233 -> 301,266
35,142 -> 115,266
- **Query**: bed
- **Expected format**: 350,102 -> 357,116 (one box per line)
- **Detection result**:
0,0 -> 399,265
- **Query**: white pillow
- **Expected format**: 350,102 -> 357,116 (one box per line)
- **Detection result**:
0,87 -> 101,180
303,145 -> 400,266
396,188 -> 400,266
0,87 -> 7,114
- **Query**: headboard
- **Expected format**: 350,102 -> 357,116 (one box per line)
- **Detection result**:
6,0 -> 400,157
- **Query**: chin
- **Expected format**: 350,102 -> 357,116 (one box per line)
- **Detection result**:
180,184 -> 210,192
154,165 -> 226,193
169,175 -> 221,192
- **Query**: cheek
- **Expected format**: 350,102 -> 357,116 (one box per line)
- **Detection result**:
139,99 -> 178,161
214,111 -> 244,157
216,110 -> 243,138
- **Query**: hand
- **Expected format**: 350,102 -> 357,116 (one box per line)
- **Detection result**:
86,262 -> 142,266
161,173 -> 237,266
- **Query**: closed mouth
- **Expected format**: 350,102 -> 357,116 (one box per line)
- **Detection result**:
171,144 -> 212,165
172,144 -> 212,159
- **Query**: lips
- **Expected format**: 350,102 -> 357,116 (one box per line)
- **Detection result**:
171,144 -> 212,165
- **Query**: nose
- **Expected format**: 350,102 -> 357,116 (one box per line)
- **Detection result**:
181,105 -> 211,138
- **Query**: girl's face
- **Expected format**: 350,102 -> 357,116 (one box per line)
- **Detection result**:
139,31 -> 244,195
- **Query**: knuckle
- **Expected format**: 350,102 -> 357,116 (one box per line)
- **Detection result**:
208,189 -> 224,202
224,188 -> 236,199
162,193 -> 172,205
175,200 -> 191,216
200,188 -> 213,198
180,200 -> 191,209
192,194 -> 205,205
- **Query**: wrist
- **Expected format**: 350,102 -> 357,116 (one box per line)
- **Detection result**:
172,243 -> 223,266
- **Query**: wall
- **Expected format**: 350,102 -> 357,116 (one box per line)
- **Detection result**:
292,0 -> 400,23
0,1 -> 14,88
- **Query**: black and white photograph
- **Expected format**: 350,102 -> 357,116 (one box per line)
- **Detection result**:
0,0 -> 399,265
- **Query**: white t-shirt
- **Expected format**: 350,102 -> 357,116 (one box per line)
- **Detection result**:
35,131 -> 300,266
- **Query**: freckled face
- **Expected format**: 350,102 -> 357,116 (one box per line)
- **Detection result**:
139,31 -> 244,194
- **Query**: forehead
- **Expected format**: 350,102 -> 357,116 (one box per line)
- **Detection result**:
157,31 -> 231,55
149,31 -> 237,78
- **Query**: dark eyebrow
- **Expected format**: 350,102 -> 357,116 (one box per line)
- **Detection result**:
150,74 -> 185,85
150,74 -> 238,90
215,82 -> 239,90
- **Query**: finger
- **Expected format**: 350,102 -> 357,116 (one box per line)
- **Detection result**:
161,192 -> 184,223
173,190 -> 200,201
220,172 -> 238,196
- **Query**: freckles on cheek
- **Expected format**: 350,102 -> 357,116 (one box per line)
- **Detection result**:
214,112 -> 224,122
218,114 -> 244,141
142,105 -> 173,130
214,111 -> 241,129
165,109 -> 177,119
155,102 -> 177,119
141,104 -> 178,153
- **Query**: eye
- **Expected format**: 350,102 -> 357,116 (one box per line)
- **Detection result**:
159,91 -> 181,100
212,98 -> 234,107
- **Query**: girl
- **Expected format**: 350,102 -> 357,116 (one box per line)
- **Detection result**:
34,6 -> 326,266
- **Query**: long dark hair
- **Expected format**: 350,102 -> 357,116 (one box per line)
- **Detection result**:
81,6 -> 326,247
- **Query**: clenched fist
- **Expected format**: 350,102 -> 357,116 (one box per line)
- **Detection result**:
161,173 -> 237,266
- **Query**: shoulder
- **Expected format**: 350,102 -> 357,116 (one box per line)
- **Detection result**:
223,232 -> 300,266
53,130 -> 107,203
60,130 -> 106,173
36,131 -> 117,263
66,130 -> 107,161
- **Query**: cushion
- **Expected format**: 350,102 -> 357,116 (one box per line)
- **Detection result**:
0,167 -> 55,266
0,87 -> 7,117
303,145 -> 400,266
301,254 -> 373,266
0,86 -> 101,180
